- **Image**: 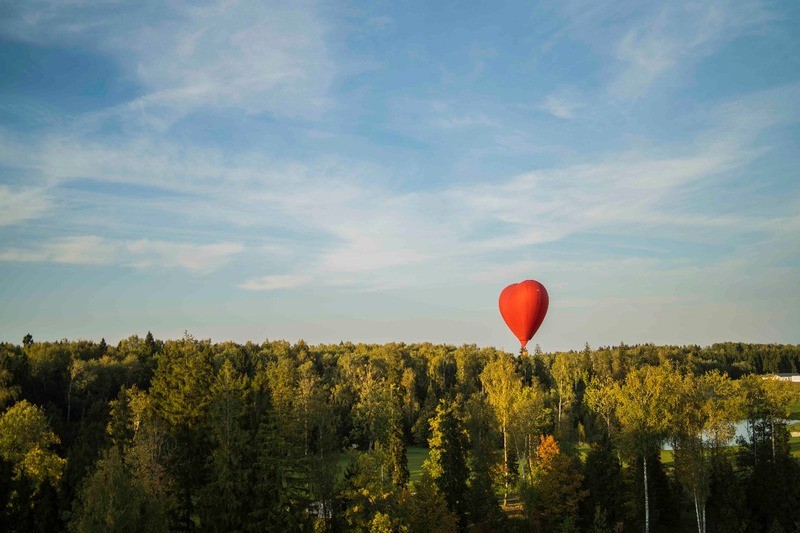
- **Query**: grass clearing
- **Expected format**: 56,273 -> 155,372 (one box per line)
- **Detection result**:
789,394 -> 800,420
407,446 -> 429,482
791,435 -> 800,458
336,446 -> 430,484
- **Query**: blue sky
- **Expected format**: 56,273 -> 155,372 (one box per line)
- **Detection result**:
1,0 -> 798,351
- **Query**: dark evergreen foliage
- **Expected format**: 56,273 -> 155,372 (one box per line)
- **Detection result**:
426,399 -> 470,527
705,455 -> 747,533
581,433 -> 625,531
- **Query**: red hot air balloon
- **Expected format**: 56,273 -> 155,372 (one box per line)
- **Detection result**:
499,280 -> 549,351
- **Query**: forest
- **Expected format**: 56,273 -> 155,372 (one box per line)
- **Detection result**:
1,335 -> 799,533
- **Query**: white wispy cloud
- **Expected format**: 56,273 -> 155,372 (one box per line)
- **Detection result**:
445,150 -> 734,253
540,93 -> 582,119
609,0 -> 772,98
0,186 -> 52,226
0,79 -> 797,294
125,240 -> 244,274
129,1 -> 333,118
238,274 -> 313,291
0,236 -> 116,265
1,0 -> 333,120
431,114 -> 500,129
0,236 -> 243,273
544,0 -> 772,99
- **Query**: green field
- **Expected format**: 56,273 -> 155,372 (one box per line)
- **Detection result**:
337,446 -> 430,484
407,446 -> 429,482
789,392 -> 800,419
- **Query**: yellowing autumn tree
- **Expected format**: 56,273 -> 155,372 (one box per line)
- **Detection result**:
525,434 -> 586,532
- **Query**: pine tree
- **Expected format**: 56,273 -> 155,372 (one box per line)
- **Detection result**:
705,456 -> 746,532
424,399 -> 469,526
249,409 -> 310,531
388,385 -> 409,487
581,434 -> 624,531
464,395 -> 502,527
199,360 -> 252,531
149,336 -> 215,530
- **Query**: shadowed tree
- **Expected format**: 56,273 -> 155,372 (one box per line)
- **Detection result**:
464,394 -> 503,527
149,336 -> 215,530
424,399 -> 469,527
387,384 -> 409,488
404,472 -> 459,533
69,447 -> 169,533
581,433 -> 624,531
199,359 -> 252,531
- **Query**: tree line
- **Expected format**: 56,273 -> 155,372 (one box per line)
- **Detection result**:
1,335 -> 799,532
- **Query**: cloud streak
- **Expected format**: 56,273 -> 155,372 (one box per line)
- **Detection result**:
1,0 -> 334,121
0,236 -> 243,274
1,82 -> 797,290
0,186 -> 52,226
546,0 -> 773,99
238,274 -> 313,291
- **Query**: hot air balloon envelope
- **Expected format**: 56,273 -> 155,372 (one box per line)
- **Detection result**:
499,280 -> 549,349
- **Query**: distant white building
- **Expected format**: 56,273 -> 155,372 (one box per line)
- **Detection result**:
765,373 -> 800,383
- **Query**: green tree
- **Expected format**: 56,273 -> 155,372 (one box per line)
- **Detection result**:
0,367 -> 19,411
0,400 -> 65,490
107,386 -> 136,451
480,354 -> 521,506
464,394 -> 502,527
24,341 -> 71,414
340,449 -> 400,532
705,456 -> 746,533
614,363 -> 679,533
404,473 -> 459,533
69,447 -> 168,532
123,388 -> 175,511
581,434 -> 624,531
249,414 -> 310,531
353,370 -> 393,450
424,399 -> 469,526
0,400 -> 65,531
670,371 -> 739,533
509,383 -> 549,481
149,336 -> 215,529
387,385 -> 409,488
199,359 -> 252,531
735,377 -> 800,532
627,451 -> 679,531
584,376 -> 619,436
551,352 -> 581,434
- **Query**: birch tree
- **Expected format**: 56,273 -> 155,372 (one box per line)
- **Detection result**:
480,354 -> 521,506
671,371 -> 738,533
614,364 -> 679,533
